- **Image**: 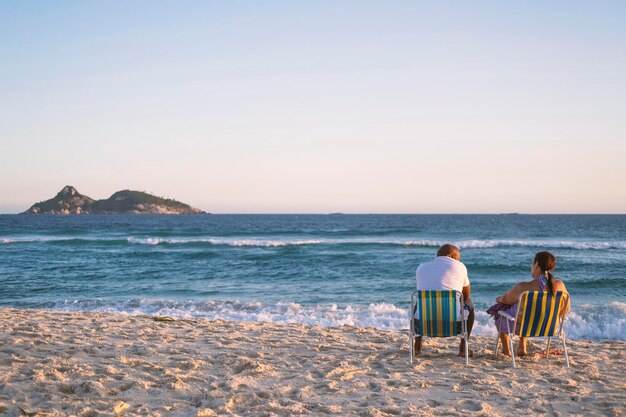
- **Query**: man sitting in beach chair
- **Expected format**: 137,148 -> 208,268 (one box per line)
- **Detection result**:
413,244 -> 475,357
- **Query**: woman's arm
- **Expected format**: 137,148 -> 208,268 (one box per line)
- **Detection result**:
554,281 -> 571,315
496,282 -> 528,305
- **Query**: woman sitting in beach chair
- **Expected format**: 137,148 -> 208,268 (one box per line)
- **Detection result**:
488,251 -> 570,357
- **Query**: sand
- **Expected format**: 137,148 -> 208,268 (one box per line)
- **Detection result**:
0,308 -> 624,417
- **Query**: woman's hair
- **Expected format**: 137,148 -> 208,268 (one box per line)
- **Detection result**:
534,251 -> 556,294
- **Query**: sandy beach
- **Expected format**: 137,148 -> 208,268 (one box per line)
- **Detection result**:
0,308 -> 624,417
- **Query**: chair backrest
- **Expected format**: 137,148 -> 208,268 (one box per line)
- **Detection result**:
516,291 -> 568,337
413,290 -> 460,337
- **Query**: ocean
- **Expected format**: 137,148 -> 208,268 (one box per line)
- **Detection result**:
1,214 -> 624,340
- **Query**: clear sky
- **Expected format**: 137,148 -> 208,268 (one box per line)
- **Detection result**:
1,1 -> 625,213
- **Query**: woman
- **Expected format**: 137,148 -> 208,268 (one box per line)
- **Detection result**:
489,251 -> 570,356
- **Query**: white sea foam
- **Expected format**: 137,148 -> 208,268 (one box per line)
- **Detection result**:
123,236 -> 626,250
1,236 -> 68,244
454,239 -> 626,250
2,235 -> 625,250
45,299 -> 626,340
125,237 -> 326,247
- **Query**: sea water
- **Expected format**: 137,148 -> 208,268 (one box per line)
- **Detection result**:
1,214 -> 624,340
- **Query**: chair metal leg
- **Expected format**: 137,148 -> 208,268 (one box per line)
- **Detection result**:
505,318 -> 516,368
409,332 -> 413,364
461,318 -> 469,366
546,337 -> 552,359
510,335 -> 516,368
562,332 -> 570,368
494,335 -> 500,356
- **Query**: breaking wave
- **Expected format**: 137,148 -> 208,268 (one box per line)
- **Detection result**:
3,235 -> 625,250
27,299 -> 626,341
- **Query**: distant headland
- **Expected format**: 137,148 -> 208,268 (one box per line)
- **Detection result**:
23,186 -> 206,215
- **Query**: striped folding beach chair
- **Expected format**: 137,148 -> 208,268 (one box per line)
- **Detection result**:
495,291 -> 570,368
409,290 -> 469,365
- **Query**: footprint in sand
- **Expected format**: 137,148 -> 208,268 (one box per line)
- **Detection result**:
370,407 -> 400,416
427,399 -> 441,408
369,381 -> 382,392
256,391 -> 270,399
458,399 -> 491,412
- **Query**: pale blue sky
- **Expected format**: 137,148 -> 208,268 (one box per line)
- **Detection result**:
1,1 -> 625,213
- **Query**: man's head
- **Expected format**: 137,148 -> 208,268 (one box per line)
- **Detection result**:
437,244 -> 461,261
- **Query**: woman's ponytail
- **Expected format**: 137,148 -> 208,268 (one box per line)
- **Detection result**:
545,269 -> 554,295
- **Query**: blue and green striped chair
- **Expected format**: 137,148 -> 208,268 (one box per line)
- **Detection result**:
409,290 -> 469,365
495,291 -> 570,368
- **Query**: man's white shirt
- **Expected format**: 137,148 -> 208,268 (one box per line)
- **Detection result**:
415,256 -> 470,318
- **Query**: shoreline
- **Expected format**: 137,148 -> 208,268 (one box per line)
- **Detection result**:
1,307 -> 624,416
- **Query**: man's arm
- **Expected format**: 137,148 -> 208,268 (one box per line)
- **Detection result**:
462,284 -> 470,302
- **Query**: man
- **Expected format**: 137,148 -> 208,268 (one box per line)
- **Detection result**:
414,244 -> 475,356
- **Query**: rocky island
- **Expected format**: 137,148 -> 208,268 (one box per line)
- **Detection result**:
24,186 -> 205,215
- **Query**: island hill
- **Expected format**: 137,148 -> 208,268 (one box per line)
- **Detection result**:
24,186 -> 205,215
